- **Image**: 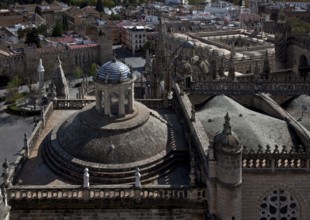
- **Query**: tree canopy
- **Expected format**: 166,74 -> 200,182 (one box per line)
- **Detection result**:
96,0 -> 103,12
52,20 -> 64,37
25,28 -> 41,48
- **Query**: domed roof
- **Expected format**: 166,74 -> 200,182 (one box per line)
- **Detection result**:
181,40 -> 194,48
97,59 -> 131,83
214,113 -> 241,154
56,102 -> 168,164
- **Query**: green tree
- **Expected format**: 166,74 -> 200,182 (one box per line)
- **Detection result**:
6,75 -> 23,104
25,28 -> 41,48
37,24 -> 47,36
17,28 -> 25,40
52,19 -> 63,37
188,0 -> 204,6
89,63 -> 97,76
62,15 -> 69,32
96,0 -> 103,12
74,66 -> 83,78
143,41 -> 155,54
104,0 -> 115,9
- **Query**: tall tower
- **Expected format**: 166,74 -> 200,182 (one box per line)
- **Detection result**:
152,16 -> 167,98
213,113 -> 243,220
274,23 -> 289,70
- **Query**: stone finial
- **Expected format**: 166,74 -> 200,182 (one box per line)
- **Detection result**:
2,158 -> 9,171
57,56 -> 62,65
37,59 -> 45,72
190,105 -> 196,122
135,168 -> 141,188
223,113 -> 232,135
2,158 -> 10,188
23,133 -> 29,156
83,168 -> 90,188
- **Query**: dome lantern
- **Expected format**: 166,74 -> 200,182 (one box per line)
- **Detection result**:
95,59 -> 136,117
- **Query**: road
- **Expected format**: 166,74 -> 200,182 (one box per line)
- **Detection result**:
0,101 -> 33,178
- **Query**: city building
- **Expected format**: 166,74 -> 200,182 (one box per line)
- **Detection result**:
0,17 -> 310,220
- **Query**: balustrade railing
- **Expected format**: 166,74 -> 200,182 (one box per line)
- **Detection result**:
190,80 -> 310,94
54,99 -> 95,109
242,145 -> 310,171
7,186 -> 207,202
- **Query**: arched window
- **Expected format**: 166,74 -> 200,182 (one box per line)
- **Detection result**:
258,188 -> 300,220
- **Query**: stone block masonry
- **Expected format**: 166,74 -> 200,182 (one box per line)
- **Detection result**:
10,209 -> 207,220
242,173 -> 310,220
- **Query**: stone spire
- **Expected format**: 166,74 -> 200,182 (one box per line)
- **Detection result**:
52,56 -> 69,99
262,50 -> 270,80
254,61 -> 260,81
228,50 -> 235,81
223,113 -> 232,135
210,50 -> 217,80
218,54 -> 224,77
145,49 -> 151,73
292,59 -> 299,78
152,16 -> 167,98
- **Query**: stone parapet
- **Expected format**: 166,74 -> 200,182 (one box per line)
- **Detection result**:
54,99 -> 95,109
7,185 -> 207,209
242,145 -> 310,172
5,102 -> 54,186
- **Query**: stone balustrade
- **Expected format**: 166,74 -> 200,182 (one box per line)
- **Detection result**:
3,102 -> 54,186
7,186 -> 207,202
54,99 -> 95,109
190,80 -> 310,95
136,99 -> 165,108
242,145 -> 310,172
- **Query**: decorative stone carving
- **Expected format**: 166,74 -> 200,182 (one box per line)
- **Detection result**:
83,168 -> 90,188
135,168 -> 141,188
259,188 -> 300,220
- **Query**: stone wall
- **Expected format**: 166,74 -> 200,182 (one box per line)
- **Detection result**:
0,35 -> 112,82
10,208 -> 207,220
242,172 -> 310,220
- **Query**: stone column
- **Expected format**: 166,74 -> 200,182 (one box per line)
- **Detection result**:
96,89 -> 102,113
128,85 -> 134,113
119,90 -> 125,116
104,89 -> 110,116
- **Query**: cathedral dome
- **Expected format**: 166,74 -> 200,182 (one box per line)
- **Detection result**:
97,59 -> 131,83
56,102 -> 167,164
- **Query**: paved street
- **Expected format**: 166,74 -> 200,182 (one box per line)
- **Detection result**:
0,101 -> 33,172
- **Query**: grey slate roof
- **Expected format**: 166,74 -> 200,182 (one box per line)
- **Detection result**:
285,95 -> 310,131
196,95 -> 296,151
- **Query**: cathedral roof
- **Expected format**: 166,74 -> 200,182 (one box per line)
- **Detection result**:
97,59 -> 131,83
197,95 -> 297,151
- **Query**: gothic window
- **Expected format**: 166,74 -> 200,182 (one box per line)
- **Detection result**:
258,188 -> 300,220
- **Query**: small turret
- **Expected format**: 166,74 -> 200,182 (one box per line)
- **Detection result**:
213,113 -> 242,219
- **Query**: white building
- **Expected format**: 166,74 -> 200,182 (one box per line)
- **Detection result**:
126,25 -> 156,54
